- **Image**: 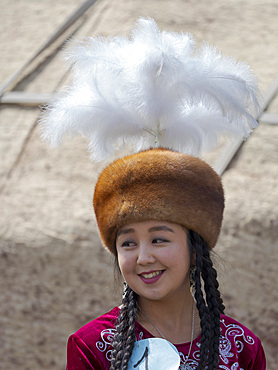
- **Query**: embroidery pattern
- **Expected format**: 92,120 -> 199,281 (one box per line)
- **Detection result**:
177,318 -> 255,370
178,351 -> 199,369
219,318 -> 255,365
96,328 -> 116,361
95,318 -> 255,368
219,363 -> 243,370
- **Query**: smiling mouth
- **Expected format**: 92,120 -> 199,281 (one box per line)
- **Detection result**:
140,270 -> 164,279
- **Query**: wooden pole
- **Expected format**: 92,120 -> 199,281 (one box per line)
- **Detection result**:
259,112 -> 278,125
0,0 -> 97,97
0,92 -> 53,106
213,76 -> 278,175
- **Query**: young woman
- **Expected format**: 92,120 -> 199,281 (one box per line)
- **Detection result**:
41,18 -> 266,369
66,148 -> 266,370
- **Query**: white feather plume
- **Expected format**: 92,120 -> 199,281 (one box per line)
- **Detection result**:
40,17 -> 261,161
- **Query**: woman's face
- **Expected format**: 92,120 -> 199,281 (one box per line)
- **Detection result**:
116,220 -> 192,302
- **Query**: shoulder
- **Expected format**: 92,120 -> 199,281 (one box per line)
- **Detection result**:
67,306 -> 120,369
220,314 -> 262,348
219,315 -> 266,369
73,306 -> 120,345
67,307 -> 120,369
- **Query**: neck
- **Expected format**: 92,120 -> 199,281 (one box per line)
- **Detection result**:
137,291 -> 200,344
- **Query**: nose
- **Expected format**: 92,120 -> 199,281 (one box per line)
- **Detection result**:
137,243 -> 156,265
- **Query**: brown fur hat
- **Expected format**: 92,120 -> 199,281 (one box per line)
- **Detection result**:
93,148 -> 224,253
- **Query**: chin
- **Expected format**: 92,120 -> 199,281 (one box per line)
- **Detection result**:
137,288 -> 170,302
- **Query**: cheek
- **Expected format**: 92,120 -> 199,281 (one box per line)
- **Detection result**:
162,247 -> 190,266
117,252 -> 133,276
165,248 -> 191,276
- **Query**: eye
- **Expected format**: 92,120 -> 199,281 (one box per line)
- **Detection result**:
121,240 -> 137,248
152,238 -> 168,244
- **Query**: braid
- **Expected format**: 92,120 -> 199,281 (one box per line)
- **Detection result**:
202,246 -> 221,370
211,267 -> 225,315
110,285 -> 137,370
188,230 -> 225,370
193,236 -> 211,369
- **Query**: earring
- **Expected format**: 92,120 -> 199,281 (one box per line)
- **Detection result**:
122,281 -> 129,299
190,266 -> 196,301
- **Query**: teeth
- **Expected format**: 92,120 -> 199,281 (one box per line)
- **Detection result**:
141,271 -> 162,279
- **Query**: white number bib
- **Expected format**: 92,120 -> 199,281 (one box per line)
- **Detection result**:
127,338 -> 181,370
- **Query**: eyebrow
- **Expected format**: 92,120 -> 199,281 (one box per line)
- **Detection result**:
148,226 -> 174,233
117,228 -> 135,237
117,225 -> 174,237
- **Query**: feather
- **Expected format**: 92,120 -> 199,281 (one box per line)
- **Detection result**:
40,17 -> 261,161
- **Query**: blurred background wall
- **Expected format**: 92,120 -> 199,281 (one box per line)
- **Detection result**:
0,0 -> 277,368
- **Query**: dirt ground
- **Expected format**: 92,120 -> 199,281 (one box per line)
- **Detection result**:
0,0 -> 277,369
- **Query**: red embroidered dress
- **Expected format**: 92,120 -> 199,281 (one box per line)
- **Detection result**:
67,307 -> 266,370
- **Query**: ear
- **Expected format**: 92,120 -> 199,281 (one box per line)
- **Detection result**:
183,227 -> 195,264
191,250 -> 196,266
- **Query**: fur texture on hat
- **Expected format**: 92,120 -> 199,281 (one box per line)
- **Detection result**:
93,148 -> 224,253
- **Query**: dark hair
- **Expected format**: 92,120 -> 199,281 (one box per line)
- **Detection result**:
110,229 -> 225,370
188,230 -> 225,370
